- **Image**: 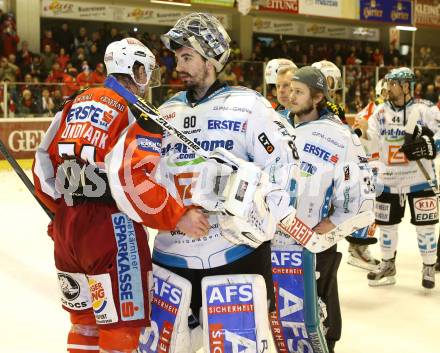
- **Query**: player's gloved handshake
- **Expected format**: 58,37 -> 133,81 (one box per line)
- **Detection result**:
400,125 -> 436,161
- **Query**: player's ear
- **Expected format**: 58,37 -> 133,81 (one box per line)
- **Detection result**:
206,60 -> 215,72
312,92 -> 324,107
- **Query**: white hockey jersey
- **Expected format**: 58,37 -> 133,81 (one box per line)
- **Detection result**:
291,113 -> 375,229
366,99 -> 440,194
152,83 -> 299,269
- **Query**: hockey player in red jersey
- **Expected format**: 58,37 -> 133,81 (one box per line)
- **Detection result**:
32,38 -> 209,353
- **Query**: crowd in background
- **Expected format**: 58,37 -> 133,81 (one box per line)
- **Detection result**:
1,10 -> 440,117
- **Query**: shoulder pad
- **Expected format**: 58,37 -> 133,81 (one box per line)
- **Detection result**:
62,88 -> 88,110
322,111 -> 343,125
128,103 -> 163,135
414,98 -> 434,107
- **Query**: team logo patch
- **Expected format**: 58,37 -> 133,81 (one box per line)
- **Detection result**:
58,272 -> 91,310
258,132 -> 275,154
112,213 -> 145,322
137,135 -> 161,154
88,274 -> 118,324
58,273 -> 80,301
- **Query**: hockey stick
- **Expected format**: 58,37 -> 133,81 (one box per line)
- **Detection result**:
0,138 -> 54,219
105,76 -> 373,252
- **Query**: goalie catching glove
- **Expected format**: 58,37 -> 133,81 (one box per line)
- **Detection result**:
191,147 -> 294,248
400,124 -> 436,161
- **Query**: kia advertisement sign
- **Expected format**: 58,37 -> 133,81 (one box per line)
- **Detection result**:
0,119 -> 51,160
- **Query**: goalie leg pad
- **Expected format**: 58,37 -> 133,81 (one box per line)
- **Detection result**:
270,244 -> 328,353
202,274 -> 271,353
138,264 -> 193,353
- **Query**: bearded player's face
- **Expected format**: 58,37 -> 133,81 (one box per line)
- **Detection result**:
289,81 -> 314,116
175,47 -> 209,90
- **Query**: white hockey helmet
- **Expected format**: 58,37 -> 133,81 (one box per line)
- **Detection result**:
264,58 -> 297,85
375,79 -> 388,97
311,60 -> 342,91
104,38 -> 160,91
161,13 -> 231,72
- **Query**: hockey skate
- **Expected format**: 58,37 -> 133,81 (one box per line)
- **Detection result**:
422,264 -> 435,289
347,243 -> 380,271
367,258 -> 396,286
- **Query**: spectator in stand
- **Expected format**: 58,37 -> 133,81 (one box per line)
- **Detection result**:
110,27 -> 123,42
20,73 -> 40,100
29,55 -> 44,81
56,47 -> 70,70
16,41 -> 33,74
168,69 -> 182,86
16,88 -> 38,116
218,63 -> 238,86
0,56 -> 18,82
253,43 -> 264,61
231,62 -> 243,84
76,63 -> 94,89
7,53 -> 20,79
74,27 -> 91,54
391,56 -> 400,68
54,23 -> 74,55
147,33 -> 161,52
71,46 -> 88,72
372,48 -> 384,66
46,62 -> 64,84
435,75 -> 440,93
61,66 -> 79,97
424,84 -> 438,104
36,87 -> 55,116
87,43 -> 100,69
0,78 -> 16,117
346,51 -> 359,65
384,43 -> 400,66
290,44 -> 302,63
90,31 -> 103,55
41,29 -> 58,54
349,91 -> 364,113
414,82 -> 423,99
41,44 -> 57,78
51,87 -> 64,110
160,49 -> 174,73
230,40 -> 242,60
159,65 -> 168,85
1,17 -> 19,57
90,62 -> 106,85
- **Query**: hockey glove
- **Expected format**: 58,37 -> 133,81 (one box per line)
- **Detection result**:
399,134 -> 436,160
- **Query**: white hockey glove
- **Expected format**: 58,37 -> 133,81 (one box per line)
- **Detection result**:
191,148 -> 294,248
